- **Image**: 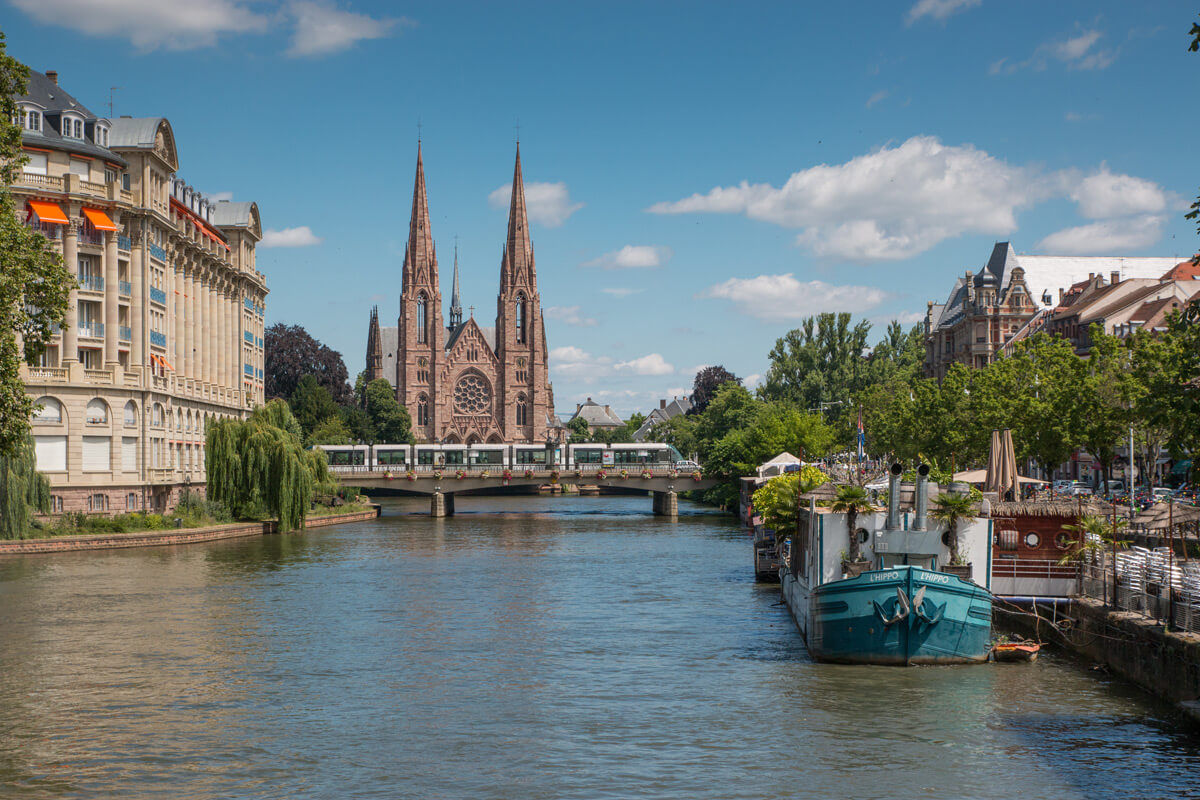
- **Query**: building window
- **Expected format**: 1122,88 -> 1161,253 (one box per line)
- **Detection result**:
20,107 -> 42,132
88,493 -> 108,512
417,293 -> 428,343
417,395 -> 429,427
33,396 -> 62,423
152,403 -> 164,427
122,172 -> 131,191
516,395 -> 528,427
96,125 -> 109,147
126,493 -> 139,510
124,400 -> 137,427
23,151 -> 47,175
86,398 -> 109,425
515,296 -> 526,343
50,495 -> 63,513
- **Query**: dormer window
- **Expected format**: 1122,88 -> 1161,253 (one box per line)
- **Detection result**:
19,106 -> 41,132
61,114 -> 83,139
96,124 -> 109,147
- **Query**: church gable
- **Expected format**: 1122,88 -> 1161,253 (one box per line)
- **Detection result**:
444,318 -> 497,367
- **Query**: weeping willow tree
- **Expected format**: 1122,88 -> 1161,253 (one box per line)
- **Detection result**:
206,399 -> 335,532
1,434 -> 51,539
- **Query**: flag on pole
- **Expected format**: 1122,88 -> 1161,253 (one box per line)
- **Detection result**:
856,407 -> 865,461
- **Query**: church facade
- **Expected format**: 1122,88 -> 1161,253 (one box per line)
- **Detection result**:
365,144 -> 555,444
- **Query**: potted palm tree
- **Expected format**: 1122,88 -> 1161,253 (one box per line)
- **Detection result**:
930,492 -> 978,580
1058,513 -> 1130,607
832,484 -> 874,577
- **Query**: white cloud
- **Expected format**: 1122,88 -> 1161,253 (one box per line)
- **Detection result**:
865,90 -> 889,108
1070,167 -> 1171,219
584,245 -> 672,269
991,28 -> 1116,75
601,287 -> 644,298
615,353 -> 674,376
545,305 -> 597,327
684,364 -> 711,377
261,226 -> 323,248
488,181 -> 583,227
287,1 -> 409,57
700,274 -> 889,321
550,346 -> 613,378
744,373 -> 764,390
1036,216 -> 1165,255
650,136 -> 1045,262
906,0 -> 980,24
9,0 -> 269,50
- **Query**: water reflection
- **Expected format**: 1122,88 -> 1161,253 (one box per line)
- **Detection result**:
0,494 -> 1197,799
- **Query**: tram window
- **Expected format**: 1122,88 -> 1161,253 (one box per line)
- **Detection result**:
470,450 -> 504,465
516,450 -> 547,465
443,451 -> 464,465
418,450 -> 435,465
574,449 -> 603,464
378,450 -> 407,466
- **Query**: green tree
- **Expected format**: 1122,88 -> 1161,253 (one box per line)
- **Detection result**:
930,492 -> 978,565
364,379 -> 414,444
690,365 -> 741,413
340,405 -> 376,443
1077,326 -> 1137,490
289,374 -> 340,440
308,414 -> 352,446
646,414 -> 698,457
0,37 -> 75,457
751,466 -> 830,533
566,415 -> 590,443
0,433 -> 51,539
760,313 -> 872,410
206,399 -> 335,532
625,412 -> 646,437
831,485 -> 874,563
694,382 -> 758,461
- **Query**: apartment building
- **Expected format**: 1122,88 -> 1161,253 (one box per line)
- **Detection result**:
14,69 -> 267,513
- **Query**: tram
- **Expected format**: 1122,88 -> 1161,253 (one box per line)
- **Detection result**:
314,442 -> 691,471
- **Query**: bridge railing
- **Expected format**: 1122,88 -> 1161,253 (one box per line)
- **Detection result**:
326,463 -> 704,478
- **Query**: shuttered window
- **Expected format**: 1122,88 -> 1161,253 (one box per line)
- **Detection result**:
23,152 -> 47,175
82,436 -> 111,472
69,157 -> 89,177
121,437 -> 137,472
34,435 -> 67,472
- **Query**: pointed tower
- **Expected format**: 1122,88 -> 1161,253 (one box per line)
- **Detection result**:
398,142 -> 445,440
365,305 -> 383,386
496,143 -> 550,442
448,240 -> 463,330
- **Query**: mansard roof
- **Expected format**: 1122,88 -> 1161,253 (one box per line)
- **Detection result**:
108,116 -> 177,170
17,70 -> 127,166
570,397 -> 624,427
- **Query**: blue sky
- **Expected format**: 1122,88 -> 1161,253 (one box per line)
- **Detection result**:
7,1 -> 1199,416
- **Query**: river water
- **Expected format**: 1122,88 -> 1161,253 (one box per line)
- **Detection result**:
1,495 -> 1198,799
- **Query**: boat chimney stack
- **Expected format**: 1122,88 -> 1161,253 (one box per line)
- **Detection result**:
913,463 -> 930,530
886,462 -> 903,531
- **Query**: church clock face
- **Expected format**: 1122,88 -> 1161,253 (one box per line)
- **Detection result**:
453,375 -> 491,415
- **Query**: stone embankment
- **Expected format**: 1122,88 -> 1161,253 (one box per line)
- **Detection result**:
0,506 -> 381,555
996,598 -> 1200,723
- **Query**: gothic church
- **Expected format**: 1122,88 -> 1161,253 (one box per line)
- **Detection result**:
365,144 -> 555,443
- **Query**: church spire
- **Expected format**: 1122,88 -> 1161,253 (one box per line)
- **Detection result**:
449,238 -> 462,329
365,305 -> 382,385
404,141 -> 437,291
502,143 -> 534,290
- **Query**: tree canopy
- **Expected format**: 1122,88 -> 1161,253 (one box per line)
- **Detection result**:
264,323 -> 352,405
690,365 -> 741,413
0,37 -> 74,457
364,379 -> 414,444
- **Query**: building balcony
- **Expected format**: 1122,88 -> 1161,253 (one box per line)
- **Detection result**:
26,366 -> 67,382
244,330 -> 254,344
148,243 -> 166,262
119,325 -> 131,342
118,280 -> 132,297
149,287 -> 166,305
79,321 -> 104,339
118,234 -> 131,251
150,330 -> 166,348
78,229 -> 104,247
15,172 -> 64,192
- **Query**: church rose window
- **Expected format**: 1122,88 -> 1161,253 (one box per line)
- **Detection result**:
454,375 -> 491,415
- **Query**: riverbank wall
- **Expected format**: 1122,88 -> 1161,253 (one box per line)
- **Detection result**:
996,598 -> 1200,723
0,506 -> 382,555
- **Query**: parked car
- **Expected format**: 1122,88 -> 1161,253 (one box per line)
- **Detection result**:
1053,480 -> 1074,493
1152,487 -> 1175,502
1067,482 -> 1093,497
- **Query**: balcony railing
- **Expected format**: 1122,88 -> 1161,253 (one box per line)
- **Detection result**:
148,243 -> 166,262
244,363 -> 254,376
244,330 -> 254,343
118,280 -> 131,297
118,234 -> 131,251
78,229 -> 104,246
16,172 -> 64,191
119,325 -> 131,342
25,219 -> 62,240
149,287 -> 166,305
79,321 -> 104,338
150,330 -> 166,347
27,366 -> 67,381
84,369 -> 113,384
79,274 -> 104,292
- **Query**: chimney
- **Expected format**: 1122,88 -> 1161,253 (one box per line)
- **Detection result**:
1111,271 -> 1120,286
660,399 -> 666,410
1059,288 -> 1065,302
1088,272 -> 1094,281
886,462 -> 903,531
46,70 -> 58,85
913,464 -> 930,531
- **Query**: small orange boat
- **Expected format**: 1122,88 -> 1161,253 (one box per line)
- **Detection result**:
992,641 -> 1040,662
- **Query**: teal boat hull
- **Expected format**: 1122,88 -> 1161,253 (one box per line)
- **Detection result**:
809,566 -> 992,665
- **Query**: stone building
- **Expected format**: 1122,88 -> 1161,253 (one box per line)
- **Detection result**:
15,69 -> 267,513
924,242 -> 1182,379
365,143 -> 555,443
567,398 -> 625,434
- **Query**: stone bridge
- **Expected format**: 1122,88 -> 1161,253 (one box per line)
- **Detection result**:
332,466 -> 718,517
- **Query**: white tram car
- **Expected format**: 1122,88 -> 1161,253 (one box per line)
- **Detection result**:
315,442 -> 689,471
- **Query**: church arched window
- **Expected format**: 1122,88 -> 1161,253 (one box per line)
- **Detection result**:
417,293 -> 428,344
516,394 -> 528,427
417,395 -> 429,427
515,294 -> 526,344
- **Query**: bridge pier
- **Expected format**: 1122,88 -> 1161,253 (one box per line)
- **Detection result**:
431,491 -> 455,517
652,490 -> 678,518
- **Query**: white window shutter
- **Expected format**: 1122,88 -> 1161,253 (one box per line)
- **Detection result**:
82,436 -> 111,472
122,437 -> 137,472
34,435 -> 67,471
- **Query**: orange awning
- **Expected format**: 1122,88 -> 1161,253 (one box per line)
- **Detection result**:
159,356 -> 175,371
149,354 -> 160,367
28,200 -> 69,225
82,208 -> 119,232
